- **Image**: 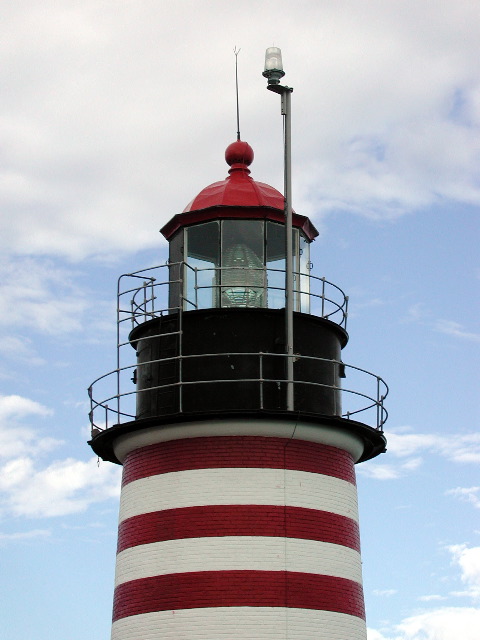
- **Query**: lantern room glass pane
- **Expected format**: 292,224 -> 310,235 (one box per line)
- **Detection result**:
168,230 -> 183,312
266,221 -> 285,308
221,220 -> 265,307
266,222 -> 298,310
185,222 -> 220,310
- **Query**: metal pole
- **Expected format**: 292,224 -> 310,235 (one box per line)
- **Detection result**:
264,48 -> 294,411
282,88 -> 294,411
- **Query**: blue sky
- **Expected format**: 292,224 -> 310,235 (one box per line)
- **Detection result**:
0,2 -> 479,639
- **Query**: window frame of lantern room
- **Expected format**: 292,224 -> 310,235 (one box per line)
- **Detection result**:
180,219 -> 310,312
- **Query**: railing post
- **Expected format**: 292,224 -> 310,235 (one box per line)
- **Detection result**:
150,278 -> 156,317
88,385 -> 93,428
321,277 -> 326,317
259,353 -> 264,410
116,276 -> 122,423
143,281 -> 148,322
194,267 -> 198,309
178,302 -> 183,413
376,377 -> 380,429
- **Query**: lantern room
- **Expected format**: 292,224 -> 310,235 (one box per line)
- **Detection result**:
161,140 -> 318,313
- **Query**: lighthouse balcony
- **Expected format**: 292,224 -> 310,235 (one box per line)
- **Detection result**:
88,262 -> 388,444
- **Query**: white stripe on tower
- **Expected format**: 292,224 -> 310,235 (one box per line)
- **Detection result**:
112,608 -> 367,640
111,420 -> 367,640
118,468 -> 359,521
114,537 -> 362,587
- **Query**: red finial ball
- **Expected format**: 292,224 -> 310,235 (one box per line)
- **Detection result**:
225,140 -> 254,167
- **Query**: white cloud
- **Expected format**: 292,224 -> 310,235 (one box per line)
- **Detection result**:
359,456 -> 422,480
0,394 -> 52,421
0,455 -> 121,518
400,308 -> 480,344
369,543 -> 480,639
0,257 -> 116,348
360,463 -> 402,480
387,431 -> 480,464
418,595 -> 447,602
396,607 -> 480,640
0,394 -> 60,459
368,630 -> 391,640
448,544 -> 480,600
368,608 -> 480,640
0,529 -> 51,543
447,487 -> 480,509
359,429 -> 480,480
373,589 -> 397,597
0,2 -> 479,260
0,257 -> 93,334
0,393 -> 121,518
434,320 -> 480,343
0,335 -> 45,365
403,303 -> 428,323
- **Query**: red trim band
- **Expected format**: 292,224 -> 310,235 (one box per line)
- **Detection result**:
113,570 -> 365,621
160,208 -> 319,242
117,505 -> 360,554
122,436 -> 355,487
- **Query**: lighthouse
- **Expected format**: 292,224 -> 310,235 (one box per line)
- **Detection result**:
89,55 -> 387,640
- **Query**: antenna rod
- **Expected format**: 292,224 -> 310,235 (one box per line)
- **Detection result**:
234,47 -> 241,140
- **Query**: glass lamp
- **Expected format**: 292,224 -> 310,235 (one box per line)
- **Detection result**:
262,47 -> 285,85
221,244 -> 266,308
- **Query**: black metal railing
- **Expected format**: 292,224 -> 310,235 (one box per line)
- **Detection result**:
88,263 -> 388,435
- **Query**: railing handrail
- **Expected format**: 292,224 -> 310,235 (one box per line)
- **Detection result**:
115,261 -> 349,329
87,263 -> 386,436
89,349 -> 388,433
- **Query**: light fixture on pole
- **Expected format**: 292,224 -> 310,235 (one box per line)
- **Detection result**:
263,46 -> 294,411
262,47 -> 285,85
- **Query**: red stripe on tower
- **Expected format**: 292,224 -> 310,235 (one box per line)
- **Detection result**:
113,571 -> 365,620
117,505 -> 361,553
121,436 -> 357,486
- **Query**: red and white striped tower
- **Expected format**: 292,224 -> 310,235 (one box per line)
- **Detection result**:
89,139 -> 387,640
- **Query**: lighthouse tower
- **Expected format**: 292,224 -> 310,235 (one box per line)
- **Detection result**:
89,138 -> 387,640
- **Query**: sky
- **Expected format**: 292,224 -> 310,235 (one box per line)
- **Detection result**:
0,1 -> 479,638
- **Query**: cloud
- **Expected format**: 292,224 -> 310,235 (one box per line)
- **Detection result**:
0,456 -> 121,518
401,308 -> 480,344
0,394 -> 60,460
368,630 -> 390,640
373,589 -> 397,597
0,529 -> 51,544
0,335 -> 45,366
1,2 -> 480,260
434,320 -> 480,343
0,257 -> 94,334
359,459 -> 421,480
403,303 -> 428,323
448,544 -> 480,600
0,393 -> 121,518
387,431 -> 480,464
0,394 -> 52,421
369,543 -> 480,639
396,607 -> 480,640
368,608 -> 480,640
447,487 -> 480,509
359,430 -> 480,480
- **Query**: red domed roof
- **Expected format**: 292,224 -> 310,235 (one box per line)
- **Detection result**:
161,141 -> 318,241
183,140 -> 285,212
